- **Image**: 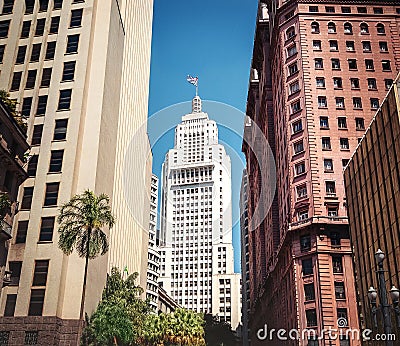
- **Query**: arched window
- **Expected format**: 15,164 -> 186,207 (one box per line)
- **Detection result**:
328,22 -> 336,33
311,22 -> 320,34
344,22 -> 353,34
286,26 -> 296,39
360,23 -> 369,34
377,23 -> 385,34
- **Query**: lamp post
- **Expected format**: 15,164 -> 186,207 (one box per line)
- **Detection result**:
367,249 -> 400,346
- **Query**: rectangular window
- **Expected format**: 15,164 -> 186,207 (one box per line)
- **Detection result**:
309,6 -> 318,12
340,138 -> 349,150
326,181 -> 336,195
326,6 -> 335,13
70,9 -> 83,27
331,232 -> 341,247
300,235 -> 311,252
350,78 -> 360,89
304,283 -> 315,301
16,45 -> 27,64
356,118 -> 365,130
27,155 -> 39,176
31,43 -> 41,62
288,62 -> 298,75
341,7 -> 351,13
66,34 -> 80,54
62,61 -> 76,81
10,72 -> 22,91
0,45 -> 5,63
2,0 -> 14,14
8,261 -> 22,285
338,117 -> 347,129
337,308 -> 348,325
25,0 -> 34,13
306,309 -> 317,327
0,20 -> 11,38
353,97 -> 362,109
25,70 -> 37,89
294,140 -> 304,154
322,137 -> 331,150
324,159 -> 333,172
53,0 -> 63,10
382,60 -> 391,71
21,97 -> 32,116
24,332 -> 39,345
291,100 -> 301,113
357,7 -> 367,13
40,68 -> 52,87
36,95 -> 48,115
297,184 -> 307,199
314,58 -> 323,69
49,150 -> 64,173
346,41 -> 355,52
379,41 -> 388,52
365,59 -> 374,70
39,217 -> 55,242
292,120 -> 302,133
21,21 -> 31,38
35,18 -> 46,36
331,59 -> 340,69
39,0 -> 48,11
367,78 -> 377,90
54,119 -> 68,140
329,40 -> 338,51
290,81 -> 299,94
318,96 -> 327,108
362,41 -> 371,52
58,89 -> 72,110
385,79 -> 393,90
4,294 -> 17,316
302,258 -> 313,275
348,59 -> 357,70
333,256 -> 343,274
373,7 -> 383,14
31,124 -> 43,146
44,183 -> 59,206
45,41 -> 56,59
320,116 -> 329,128
295,162 -> 306,175
32,260 -> 49,286
28,289 -> 45,316
21,187 -> 34,209
49,16 -> 60,34
333,77 -> 342,89
370,98 -> 379,109
328,207 -> 338,217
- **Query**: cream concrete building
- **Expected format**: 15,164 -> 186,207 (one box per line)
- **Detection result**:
0,0 -> 153,344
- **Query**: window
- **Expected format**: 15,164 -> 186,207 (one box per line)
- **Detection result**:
10,72 -> 22,91
287,45 -> 297,58
340,336 -> 350,346
70,9 -> 83,27
341,7 -> 351,13
2,0 -> 14,14
316,77 -> 325,88
39,0 -> 49,11
312,40 -> 321,50
35,18 -> 46,36
357,7 -> 367,13
61,61 -> 76,81
331,232 -> 341,247
292,120 -> 302,133
340,138 -> 349,150
370,98 -> 379,109
342,159 -> 349,167
322,137 -> 331,150
21,187 -> 34,209
309,6 -> 318,12
348,59 -> 357,70
353,97 -> 362,109
379,41 -> 388,52
0,20 -> 10,38
295,162 -> 306,175
290,81 -> 300,94
325,6 -> 335,13
362,41 -> 371,52
324,159 -> 333,172
44,183 -> 59,206
49,16 -> 60,34
367,78 -> 377,90
377,23 -> 385,34
302,258 -> 313,275
21,97 -> 32,116
338,117 -> 347,129
329,40 -> 338,51
320,116 -> 329,128
365,59 -> 374,70
350,78 -> 360,89
28,289 -> 45,316
27,155 -> 39,176
328,207 -> 338,217
334,282 -> 346,300
360,23 -> 369,34
58,89 -> 72,110
66,34 -> 80,54
328,22 -> 336,33
384,79 -> 393,90
311,22 -> 319,34
31,43 -> 41,62
285,10 -> 295,20
331,59 -> 340,69
300,235 -> 311,252
25,70 -> 37,89
0,45 -> 4,63
54,0 -> 63,9
49,150 -> 64,172
4,294 -> 17,316
54,119 -> 68,140
304,283 -> 315,301
288,62 -> 298,75
36,95 -> 48,115
333,77 -> 342,89
25,0 -> 34,14
318,96 -> 327,108
8,262 -> 22,287
39,217 -> 55,242
16,220 -> 28,243
40,68 -> 52,87
355,118 -> 365,131
291,100 -> 301,113
326,181 -> 336,195
314,58 -> 323,69
16,45 -> 27,64
33,260 -> 49,286
45,41 -> 56,60
286,27 -> 295,39
297,184 -> 307,199
21,21 -> 31,38
306,309 -> 317,327
294,140 -> 304,154
337,308 -> 348,325
346,41 -> 355,52
344,22 -> 352,34
382,60 -> 391,71
31,124 -> 43,145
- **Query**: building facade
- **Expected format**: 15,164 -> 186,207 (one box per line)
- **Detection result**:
244,1 -> 400,345
159,96 -> 241,330
0,0 -> 154,344
344,75 -> 400,345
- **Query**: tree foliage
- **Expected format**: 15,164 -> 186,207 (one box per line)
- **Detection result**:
0,89 -> 27,134
203,314 -> 238,346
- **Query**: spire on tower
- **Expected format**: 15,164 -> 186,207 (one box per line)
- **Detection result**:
192,96 -> 202,113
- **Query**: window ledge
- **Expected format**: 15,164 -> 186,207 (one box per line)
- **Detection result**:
37,241 -> 53,244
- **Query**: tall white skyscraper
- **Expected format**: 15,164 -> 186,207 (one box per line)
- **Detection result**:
159,96 -> 241,330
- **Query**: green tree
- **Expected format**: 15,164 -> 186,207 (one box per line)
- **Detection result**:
203,314 -> 238,346
0,193 -> 11,219
57,190 -> 115,322
0,89 -> 27,134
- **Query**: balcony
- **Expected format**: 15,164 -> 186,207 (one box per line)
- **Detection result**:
1,219 -> 12,239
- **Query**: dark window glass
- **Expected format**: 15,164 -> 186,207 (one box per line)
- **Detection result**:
8,261 -> 22,285
24,0 -> 34,13
382,60 -> 391,71
306,309 -> 317,327
25,70 -> 37,89
31,124 -> 43,146
66,34 -> 79,54
0,20 -> 11,38
58,89 -> 72,110
21,186 -> 34,209
348,59 -> 357,70
28,289 -> 45,316
39,0 -> 48,11
45,41 -> 56,59
27,155 -> 39,176
53,0 -> 63,10
54,119 -> 68,140
331,232 -> 341,246
40,68 -> 52,87
302,258 -> 313,275
16,45 -> 27,64
2,0 -> 14,14
337,308 -> 348,324
333,256 -> 343,273
32,260 -> 49,286
21,21 -> 31,38
70,9 -> 83,27
35,18 -> 46,36
341,7 -> 351,13
10,72 -> 22,91
304,283 -> 315,301
300,235 -> 311,252
62,61 -> 76,81
49,150 -> 64,172
4,294 -> 17,316
0,45 -> 5,63
335,282 -> 346,299
21,97 -> 32,116
44,182 -> 59,206
30,43 -> 41,62
36,95 -> 48,115
39,217 -> 55,242
49,16 -> 60,34
357,7 -> 367,13
24,331 -> 38,345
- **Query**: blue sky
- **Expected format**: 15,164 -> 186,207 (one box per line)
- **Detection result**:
147,0 -> 258,272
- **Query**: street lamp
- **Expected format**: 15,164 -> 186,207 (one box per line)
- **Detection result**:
367,249 -> 400,346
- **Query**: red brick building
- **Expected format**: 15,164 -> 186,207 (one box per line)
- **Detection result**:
243,1 -> 400,345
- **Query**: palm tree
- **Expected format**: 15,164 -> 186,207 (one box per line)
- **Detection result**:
57,190 -> 115,322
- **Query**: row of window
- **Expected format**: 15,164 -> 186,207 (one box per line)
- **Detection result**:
20,0 -> 85,15
27,150 -> 64,177
0,331 -> 39,345
303,281 -> 346,302
300,233 -> 341,252
310,21 -> 386,35
302,255 -> 344,276
294,137 -> 357,155
307,5 -> 389,15
314,77 -> 393,91
305,307 -> 349,329
21,182 -> 60,209
294,180 -> 338,199
316,96 -> 380,110
297,204 -> 339,221
312,58 -> 392,72
292,117 -> 365,135
312,39 -> 389,53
